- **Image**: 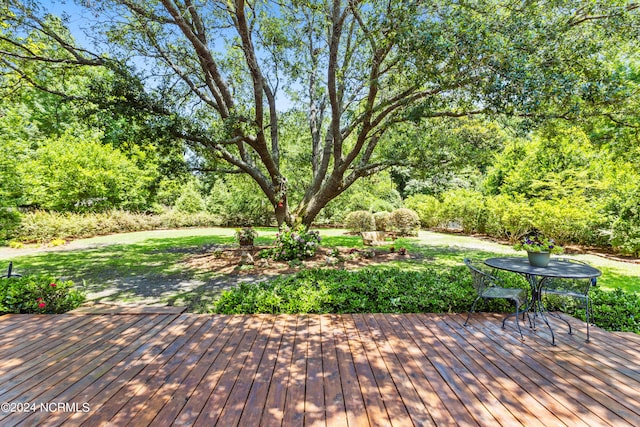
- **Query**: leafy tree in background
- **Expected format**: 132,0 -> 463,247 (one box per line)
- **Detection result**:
19,130 -> 154,212
2,1 -> 639,226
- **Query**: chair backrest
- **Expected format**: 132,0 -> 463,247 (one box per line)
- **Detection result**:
543,258 -> 594,296
464,258 -> 498,294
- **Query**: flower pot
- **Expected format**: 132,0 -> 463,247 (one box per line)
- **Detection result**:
527,251 -> 550,267
239,237 -> 254,247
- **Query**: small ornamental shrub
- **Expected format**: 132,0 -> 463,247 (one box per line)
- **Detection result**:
373,211 -> 391,231
388,208 -> 421,236
344,210 -> 375,233
263,225 -> 321,261
0,275 -> 86,314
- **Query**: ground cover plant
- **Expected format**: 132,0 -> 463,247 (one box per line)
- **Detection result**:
2,228 -> 638,332
0,275 -> 85,314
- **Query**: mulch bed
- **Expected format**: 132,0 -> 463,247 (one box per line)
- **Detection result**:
184,246 -> 422,276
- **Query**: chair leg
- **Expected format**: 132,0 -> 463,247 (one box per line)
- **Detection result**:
585,296 -> 591,342
464,297 -> 481,326
502,300 -> 524,340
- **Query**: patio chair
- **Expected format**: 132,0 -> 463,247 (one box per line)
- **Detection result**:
541,258 -> 596,342
463,258 -> 528,340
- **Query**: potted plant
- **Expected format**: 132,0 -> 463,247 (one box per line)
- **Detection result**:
235,227 -> 258,246
514,235 -> 563,267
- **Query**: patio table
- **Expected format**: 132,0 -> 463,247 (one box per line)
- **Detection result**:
484,257 -> 601,345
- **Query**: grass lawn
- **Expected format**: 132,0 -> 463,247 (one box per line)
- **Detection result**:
2,227 -> 638,311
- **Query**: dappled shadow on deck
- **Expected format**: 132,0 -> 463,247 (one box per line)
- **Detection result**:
1,312 -> 639,426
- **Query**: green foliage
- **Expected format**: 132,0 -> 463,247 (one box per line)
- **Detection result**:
484,194 -> 536,242
372,211 -> 391,231
610,187 -> 640,256
318,173 -> 403,225
344,211 -> 375,233
388,208 -> 421,236
174,181 -> 206,214
404,194 -> 441,228
11,209 -> 221,243
513,235 -> 563,254
262,225 -> 322,261
20,130 -> 153,212
440,189 -> 487,234
0,275 -> 85,314
0,208 -> 21,243
206,176 -> 274,226
213,267 -> 478,314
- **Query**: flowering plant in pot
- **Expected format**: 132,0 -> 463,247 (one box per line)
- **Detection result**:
514,235 -> 563,267
235,227 -> 258,246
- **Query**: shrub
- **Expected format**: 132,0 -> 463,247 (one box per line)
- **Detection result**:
373,211 -> 390,231
484,194 -> 535,243
0,207 -> 21,243
11,210 -> 222,243
610,188 -> 640,256
174,181 -> 206,214
344,210 -> 375,233
213,267 -> 494,314
531,197 -> 596,246
439,189 -> 487,234
262,225 -> 322,261
0,275 -> 86,314
388,208 -> 420,236
20,130 -> 153,212
404,194 -> 441,228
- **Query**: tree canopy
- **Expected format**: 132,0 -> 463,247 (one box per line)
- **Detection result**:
2,0 -> 639,225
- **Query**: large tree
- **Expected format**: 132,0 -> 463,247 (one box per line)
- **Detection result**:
2,0 -> 638,225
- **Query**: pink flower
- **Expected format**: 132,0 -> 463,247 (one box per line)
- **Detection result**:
50,283 -> 57,287
36,297 -> 43,301
38,303 -> 46,308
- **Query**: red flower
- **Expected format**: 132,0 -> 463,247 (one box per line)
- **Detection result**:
50,283 -> 57,287
36,297 -> 43,301
38,302 -> 46,308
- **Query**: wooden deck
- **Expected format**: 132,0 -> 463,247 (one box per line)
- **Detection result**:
1,310 -> 640,426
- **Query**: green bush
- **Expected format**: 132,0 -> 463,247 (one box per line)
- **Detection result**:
0,207 -> 21,243
440,189 -> 487,234
20,130 -> 153,212
344,210 -> 375,233
484,194 -> 535,242
0,275 -> 86,314
174,181 -> 206,214
531,197 -> 597,245
373,211 -> 391,231
610,188 -> 640,256
388,208 -> 421,236
11,209 -> 222,243
404,194 -> 441,228
212,267 -> 519,314
261,225 -> 322,261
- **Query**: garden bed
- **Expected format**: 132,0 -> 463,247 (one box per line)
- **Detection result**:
185,245 -> 422,276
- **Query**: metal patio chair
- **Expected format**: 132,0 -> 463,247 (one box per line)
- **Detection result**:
541,258 -> 596,341
464,258 -> 528,340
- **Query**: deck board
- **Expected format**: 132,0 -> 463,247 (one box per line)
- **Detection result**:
1,312 -> 640,426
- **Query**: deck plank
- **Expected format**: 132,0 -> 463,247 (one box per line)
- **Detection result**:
1,312 -> 639,426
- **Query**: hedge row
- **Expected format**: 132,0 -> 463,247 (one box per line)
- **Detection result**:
212,267 -> 640,334
9,209 -> 223,244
